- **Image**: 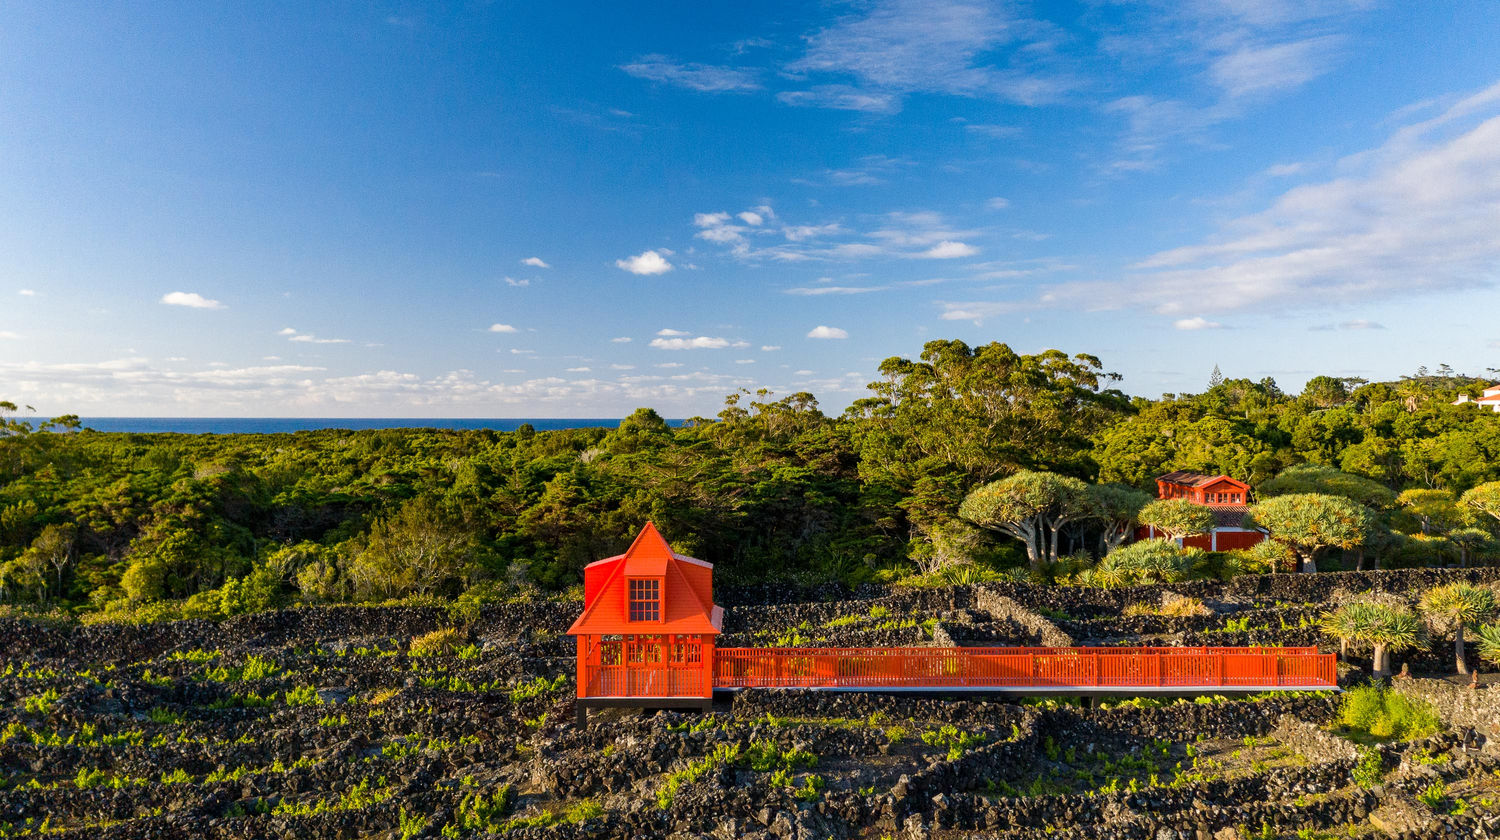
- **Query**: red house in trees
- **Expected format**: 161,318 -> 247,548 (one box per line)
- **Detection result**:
567,523 -> 722,722
1145,471 -> 1266,551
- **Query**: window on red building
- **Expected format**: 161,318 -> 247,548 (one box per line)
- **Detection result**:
628,578 -> 660,622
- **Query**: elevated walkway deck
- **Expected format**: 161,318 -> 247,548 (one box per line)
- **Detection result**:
576,645 -> 1337,721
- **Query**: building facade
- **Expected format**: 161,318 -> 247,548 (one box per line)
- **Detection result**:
567,522 -> 722,720
1453,384 -> 1500,413
1145,471 -> 1266,551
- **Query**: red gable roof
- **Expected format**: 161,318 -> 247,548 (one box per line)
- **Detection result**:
567,522 -> 722,637
1156,471 -> 1250,491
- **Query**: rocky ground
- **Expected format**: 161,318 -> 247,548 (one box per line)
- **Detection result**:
4,567 -> 1500,839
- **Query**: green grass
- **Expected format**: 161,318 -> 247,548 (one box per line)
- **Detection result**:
441,785 -> 513,836
656,743 -> 741,810
203,654 -> 279,683
272,776 -> 390,816
920,724 -> 987,760
147,706 -> 183,725
739,739 -> 817,772
509,674 -> 566,702
21,689 -> 60,715
283,685 -> 321,706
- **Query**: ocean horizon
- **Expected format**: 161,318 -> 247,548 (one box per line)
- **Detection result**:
76,417 -> 687,435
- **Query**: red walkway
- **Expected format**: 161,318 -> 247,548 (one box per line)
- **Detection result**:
711,646 -> 1336,693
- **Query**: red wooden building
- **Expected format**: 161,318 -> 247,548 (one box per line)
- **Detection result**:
570,524 -> 1333,723
567,522 -> 722,720
1144,471 -> 1265,551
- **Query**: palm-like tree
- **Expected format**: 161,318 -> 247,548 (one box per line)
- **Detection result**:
1473,623 -> 1500,670
1320,601 -> 1377,658
1322,601 -> 1426,678
1419,583 -> 1496,675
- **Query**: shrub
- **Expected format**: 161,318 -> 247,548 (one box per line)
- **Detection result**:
409,627 -> 463,657
283,685 -> 321,706
1337,683 -> 1442,741
1351,746 -> 1383,788
147,707 -> 183,725
656,743 -> 741,810
1160,594 -> 1211,617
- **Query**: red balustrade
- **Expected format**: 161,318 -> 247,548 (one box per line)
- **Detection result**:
711,646 -> 1335,691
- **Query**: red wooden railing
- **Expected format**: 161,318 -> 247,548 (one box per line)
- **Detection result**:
711,646 -> 1336,691
585,668 -> 708,698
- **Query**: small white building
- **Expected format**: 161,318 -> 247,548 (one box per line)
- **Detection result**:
1454,384 -> 1500,413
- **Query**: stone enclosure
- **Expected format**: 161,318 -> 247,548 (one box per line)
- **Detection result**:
2,567 -> 1500,838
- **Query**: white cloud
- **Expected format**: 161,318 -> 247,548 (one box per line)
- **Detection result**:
738,211 -> 764,226
1209,36 -> 1342,99
656,362 -> 684,368
798,155 -> 913,187
829,243 -> 886,259
938,301 -> 1027,323
620,54 -> 760,92
610,336 -> 633,343
1128,82 -> 1500,314
656,328 -> 690,336
734,359 -> 756,364
488,323 -> 518,333
1340,319 -> 1385,330
966,124 -> 1021,138
281,328 -> 350,344
289,334 -> 351,344
795,369 -> 814,376
616,250 -> 674,275
985,197 -> 1011,210
783,224 -> 843,242
0,356 -> 770,415
1098,6 -> 1367,170
521,257 -> 550,268
777,85 -> 899,114
509,348 -> 535,355
696,224 -> 747,245
0,331 -> 18,340
806,325 -> 849,339
694,212 -> 732,227
783,0 -> 1068,109
761,345 -> 781,351
566,366 -> 591,372
504,277 -> 530,287
1266,162 -> 1306,177
160,291 -> 225,310
609,363 -> 635,370
786,286 -> 884,295
1173,317 -> 1224,331
650,336 -> 733,350
919,240 -> 980,259
17,289 -> 36,297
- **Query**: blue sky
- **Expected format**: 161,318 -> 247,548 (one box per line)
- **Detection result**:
2,1 -> 1499,417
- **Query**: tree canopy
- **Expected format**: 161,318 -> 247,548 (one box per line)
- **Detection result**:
1,344 -> 1497,618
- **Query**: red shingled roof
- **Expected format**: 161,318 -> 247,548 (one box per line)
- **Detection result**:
1211,505 -> 1254,529
566,522 -> 722,637
1157,471 -> 1250,490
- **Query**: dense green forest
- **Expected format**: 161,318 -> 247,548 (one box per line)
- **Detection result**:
3,340 -> 1500,621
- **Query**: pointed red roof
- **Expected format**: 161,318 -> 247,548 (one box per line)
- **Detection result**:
566,522 -> 722,637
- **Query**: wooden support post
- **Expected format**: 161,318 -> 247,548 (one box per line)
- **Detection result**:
576,702 -> 587,728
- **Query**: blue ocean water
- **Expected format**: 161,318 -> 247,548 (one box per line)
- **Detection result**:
78,418 -> 685,434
